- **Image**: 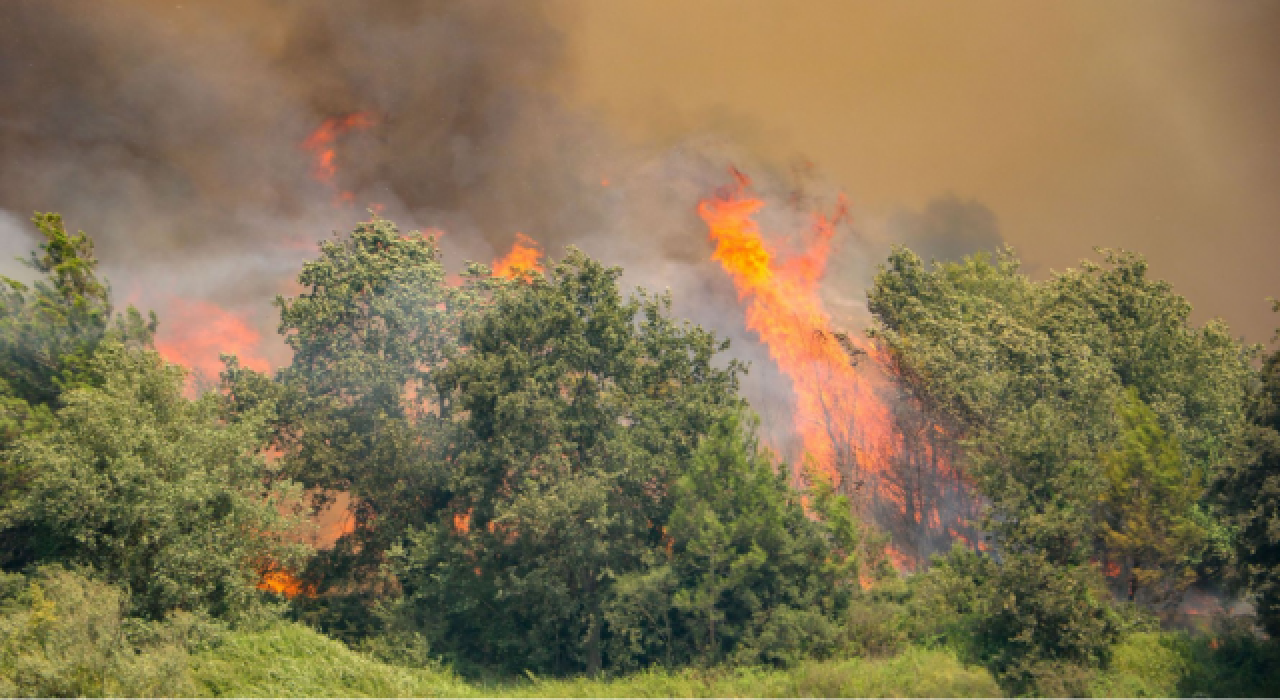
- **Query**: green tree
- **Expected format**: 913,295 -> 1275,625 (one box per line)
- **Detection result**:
869,247 -> 1116,565
1098,389 -> 1211,607
0,213 -> 154,412
867,246 -> 1248,688
1,341 -> 303,619
1218,301 -> 1280,637
396,249 -> 742,675
251,218 -> 484,601
0,215 -> 157,571
666,413 -> 869,667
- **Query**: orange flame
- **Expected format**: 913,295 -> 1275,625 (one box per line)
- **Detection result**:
453,510 -> 472,534
256,563 -> 313,596
698,172 -> 891,490
492,233 -> 544,279
699,171 -> 983,571
155,299 -> 270,385
257,568 -> 312,598
301,112 -> 376,205
886,545 -> 916,573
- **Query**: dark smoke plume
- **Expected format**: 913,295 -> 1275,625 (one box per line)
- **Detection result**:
0,1 -> 573,280
0,0 -> 1004,421
0,0 -> 788,369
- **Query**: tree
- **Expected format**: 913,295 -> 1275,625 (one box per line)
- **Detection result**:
0,214 -> 156,572
250,218 -> 482,599
867,246 -> 1249,689
1098,389 -> 1212,607
1218,301 -> 1280,637
869,247 -> 1117,566
396,249 -> 743,675
0,213 -> 154,413
1,342 -> 303,619
666,412 -> 869,667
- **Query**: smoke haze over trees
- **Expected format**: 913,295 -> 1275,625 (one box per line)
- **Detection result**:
1,2 -> 1279,696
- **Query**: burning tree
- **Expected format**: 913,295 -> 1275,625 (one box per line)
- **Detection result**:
698,174 -> 982,569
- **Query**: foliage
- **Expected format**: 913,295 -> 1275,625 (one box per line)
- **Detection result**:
0,213 -> 154,413
1091,623 -> 1280,698
867,246 -> 1251,688
511,647 -> 1001,698
253,218 -> 486,602
0,566 -> 202,698
1,342 -> 305,619
396,248 -> 744,675
664,413 -> 868,667
2,212 -> 1272,696
187,621 -> 1000,698
975,550 -> 1120,695
189,619 -> 468,698
1099,388 -> 1213,607
1217,301 -> 1280,637
603,412 -> 882,671
907,544 -> 1121,695
0,214 -> 157,563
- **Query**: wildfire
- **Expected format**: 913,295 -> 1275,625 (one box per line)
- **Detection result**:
258,568 -> 312,598
155,298 -> 270,385
697,171 -> 892,490
301,112 -> 376,205
699,171 -> 983,571
492,233 -> 544,279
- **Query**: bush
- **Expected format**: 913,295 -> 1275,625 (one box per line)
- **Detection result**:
905,545 -> 1122,696
2,342 -> 306,620
0,566 -> 200,697
189,619 -> 469,698
839,584 -> 914,658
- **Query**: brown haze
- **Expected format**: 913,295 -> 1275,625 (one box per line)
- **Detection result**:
567,0 -> 1280,343
0,0 -> 1275,358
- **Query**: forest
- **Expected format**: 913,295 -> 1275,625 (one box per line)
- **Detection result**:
0,211 -> 1277,697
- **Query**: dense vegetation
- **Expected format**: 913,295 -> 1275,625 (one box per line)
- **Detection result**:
1,215 -> 1277,696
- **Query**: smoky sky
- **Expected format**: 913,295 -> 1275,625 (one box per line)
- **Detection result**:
0,0 -> 573,264
570,0 -> 1280,343
0,0 -> 1013,388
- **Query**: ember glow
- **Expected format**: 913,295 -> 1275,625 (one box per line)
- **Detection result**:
155,299 -> 270,381
301,112 -> 376,205
492,233 -> 544,279
257,568 -> 311,598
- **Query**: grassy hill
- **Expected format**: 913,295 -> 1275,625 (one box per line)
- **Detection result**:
189,621 -> 1001,698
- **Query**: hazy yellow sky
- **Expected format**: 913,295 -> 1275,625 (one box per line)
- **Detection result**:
566,1 -> 1280,342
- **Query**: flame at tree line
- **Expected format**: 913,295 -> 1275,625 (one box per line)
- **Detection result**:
697,170 -> 979,570
154,299 -> 270,383
149,114 -> 982,594
491,233 -> 545,279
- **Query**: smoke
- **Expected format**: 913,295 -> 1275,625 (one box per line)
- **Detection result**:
884,196 -> 1003,265
0,0 -> 568,300
0,0 -> 810,394
0,210 -> 35,283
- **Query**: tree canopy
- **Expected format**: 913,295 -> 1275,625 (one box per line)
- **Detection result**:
868,245 -> 1253,687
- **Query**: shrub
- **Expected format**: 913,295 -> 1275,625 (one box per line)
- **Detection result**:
0,566 -> 200,697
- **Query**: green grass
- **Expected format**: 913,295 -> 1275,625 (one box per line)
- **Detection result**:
189,621 -> 471,698
189,621 -> 1000,698
10,591 -> 1269,700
